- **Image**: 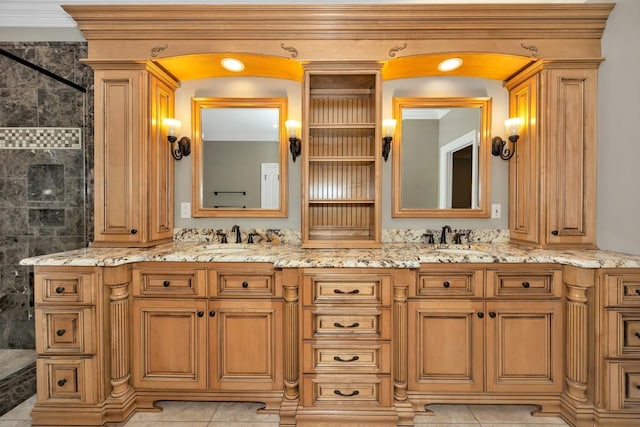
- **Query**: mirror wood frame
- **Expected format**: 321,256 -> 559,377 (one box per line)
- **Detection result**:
191,97 -> 289,218
392,97 -> 492,218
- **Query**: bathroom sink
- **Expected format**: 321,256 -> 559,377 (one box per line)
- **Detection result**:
434,248 -> 490,256
199,245 -> 252,253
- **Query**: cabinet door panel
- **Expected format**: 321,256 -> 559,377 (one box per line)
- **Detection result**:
485,301 -> 563,393
408,301 -> 484,392
132,299 -> 207,390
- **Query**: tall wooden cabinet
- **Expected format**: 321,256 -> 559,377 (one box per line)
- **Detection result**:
302,62 -> 382,248
507,61 -> 598,249
91,63 -> 177,247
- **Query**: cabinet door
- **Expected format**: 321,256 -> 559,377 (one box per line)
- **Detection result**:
132,299 -> 207,390
408,300 -> 484,392
209,300 -> 283,391
485,301 -> 563,393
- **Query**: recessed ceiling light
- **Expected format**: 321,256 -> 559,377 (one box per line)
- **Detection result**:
437,57 -> 463,72
221,57 -> 245,72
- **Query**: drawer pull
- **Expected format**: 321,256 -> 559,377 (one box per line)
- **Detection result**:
636,289 -> 640,296
55,286 -> 65,294
443,281 -> 450,288
333,322 -> 359,329
209,311 -> 216,317
163,280 -> 170,287
635,332 -> 640,339
477,312 -> 484,318
130,229 -> 138,235
333,355 -> 360,363
489,311 -> 497,318
333,288 -> 360,295
57,379 -> 67,387
197,311 -> 204,318
242,281 -> 249,288
334,389 -> 360,397
522,281 -> 530,288
56,329 -> 66,337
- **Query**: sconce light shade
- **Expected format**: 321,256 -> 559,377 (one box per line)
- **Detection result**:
492,117 -> 524,160
285,119 -> 302,162
382,119 -> 397,162
162,118 -> 191,160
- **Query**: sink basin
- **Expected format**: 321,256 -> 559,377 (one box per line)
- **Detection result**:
199,245 -> 252,253
434,248 -> 490,256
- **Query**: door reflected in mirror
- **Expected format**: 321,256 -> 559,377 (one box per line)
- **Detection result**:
191,98 -> 288,217
392,97 -> 492,218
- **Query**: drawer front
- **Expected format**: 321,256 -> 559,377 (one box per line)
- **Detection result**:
606,311 -> 640,357
303,342 -> 390,374
36,357 -> 98,404
303,274 -> 390,306
413,270 -> 481,298
605,361 -> 640,410
36,271 -> 96,304
303,308 -> 390,339
486,268 -> 561,298
133,268 -> 206,297
212,270 -> 278,298
36,307 -> 95,354
605,273 -> 640,307
302,375 -> 391,407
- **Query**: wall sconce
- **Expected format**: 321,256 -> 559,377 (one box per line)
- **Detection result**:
491,117 -> 524,160
285,119 -> 302,162
162,118 -> 191,160
382,119 -> 397,162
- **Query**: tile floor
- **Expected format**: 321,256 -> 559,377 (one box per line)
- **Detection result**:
0,395 -> 571,427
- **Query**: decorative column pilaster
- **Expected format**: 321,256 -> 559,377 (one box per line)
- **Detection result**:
104,266 -> 132,398
394,280 -> 409,401
282,268 -> 299,400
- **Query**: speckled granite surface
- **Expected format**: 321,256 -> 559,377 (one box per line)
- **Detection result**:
20,241 -> 640,269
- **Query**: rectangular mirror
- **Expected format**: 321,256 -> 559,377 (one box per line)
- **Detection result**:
191,97 -> 288,217
392,97 -> 491,218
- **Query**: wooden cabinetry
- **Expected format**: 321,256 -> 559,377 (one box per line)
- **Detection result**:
408,265 -> 563,410
301,63 -> 382,248
507,61 -> 598,249
91,63 -> 177,247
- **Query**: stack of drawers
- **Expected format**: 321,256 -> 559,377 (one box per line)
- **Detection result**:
301,269 -> 392,408
34,269 -> 99,406
603,271 -> 640,409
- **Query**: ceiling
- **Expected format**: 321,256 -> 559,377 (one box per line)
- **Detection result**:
1,0 -> 594,29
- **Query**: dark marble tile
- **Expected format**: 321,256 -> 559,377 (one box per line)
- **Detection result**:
0,265 -> 30,294
27,164 -> 65,201
0,179 -> 26,207
35,43 -> 83,87
37,87 -> 84,127
0,294 -> 31,322
0,237 -> 29,265
0,88 -> 38,127
65,178 -> 85,207
60,207 -> 86,237
0,362 -> 36,416
0,46 -> 38,89
0,320 -> 35,349
28,208 -> 65,227
0,208 -> 28,235
28,236 -> 86,257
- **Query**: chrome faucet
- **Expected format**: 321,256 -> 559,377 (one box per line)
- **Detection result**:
231,225 -> 242,243
440,225 -> 452,244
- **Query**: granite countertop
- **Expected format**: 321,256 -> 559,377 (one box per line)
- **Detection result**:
19,242 -> 640,269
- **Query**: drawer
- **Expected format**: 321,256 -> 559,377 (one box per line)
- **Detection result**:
605,273 -> 640,307
303,274 -> 390,306
302,375 -> 391,407
36,270 -> 96,304
303,308 -> 391,339
36,357 -> 98,404
605,361 -> 640,410
133,267 -> 206,297
413,269 -> 481,298
36,307 -> 95,354
486,267 -> 562,298
303,342 -> 390,374
606,311 -> 640,357
210,267 -> 279,297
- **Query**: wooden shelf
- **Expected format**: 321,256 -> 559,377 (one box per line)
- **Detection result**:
309,156 -> 375,162
309,199 -> 375,204
309,123 -> 376,129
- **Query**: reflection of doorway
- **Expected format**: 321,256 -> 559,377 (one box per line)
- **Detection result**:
438,130 -> 478,209
260,162 -> 279,208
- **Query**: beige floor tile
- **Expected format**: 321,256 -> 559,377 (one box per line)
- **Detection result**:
125,422 -> 209,427
128,400 -> 219,422
211,402 -> 279,423
0,421 -> 31,427
480,424 -> 570,427
415,404 -> 478,424
468,405 -> 568,425
209,423 -> 279,427
0,395 -> 35,421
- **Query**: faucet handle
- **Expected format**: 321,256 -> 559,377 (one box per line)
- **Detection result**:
453,232 -> 466,244
216,232 -> 228,244
248,232 -> 260,244
422,233 -> 435,244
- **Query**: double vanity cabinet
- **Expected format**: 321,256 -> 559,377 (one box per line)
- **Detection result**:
25,245 -> 640,427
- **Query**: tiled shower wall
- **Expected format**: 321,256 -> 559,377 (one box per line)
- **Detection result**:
0,42 -> 93,349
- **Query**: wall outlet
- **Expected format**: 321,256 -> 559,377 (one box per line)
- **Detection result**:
180,202 -> 191,218
491,203 -> 501,219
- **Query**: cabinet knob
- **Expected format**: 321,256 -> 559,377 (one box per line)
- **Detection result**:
333,355 -> 360,363
477,312 -> 484,319
57,379 -> 67,387
443,281 -> 450,288
55,286 -> 65,294
130,229 -> 138,235
333,322 -> 359,329
551,230 -> 559,236
635,331 -> 640,339
209,311 -> 216,317
334,389 -> 360,397
56,329 -> 66,337
197,311 -> 204,318
334,288 -> 360,295
489,312 -> 497,318
163,280 -> 170,287
242,281 -> 249,288
635,289 -> 640,296
522,281 -> 530,288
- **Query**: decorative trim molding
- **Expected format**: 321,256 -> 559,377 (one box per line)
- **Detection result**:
0,127 -> 81,150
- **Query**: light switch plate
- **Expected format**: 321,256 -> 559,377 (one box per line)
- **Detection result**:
180,202 -> 191,218
491,203 -> 501,219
